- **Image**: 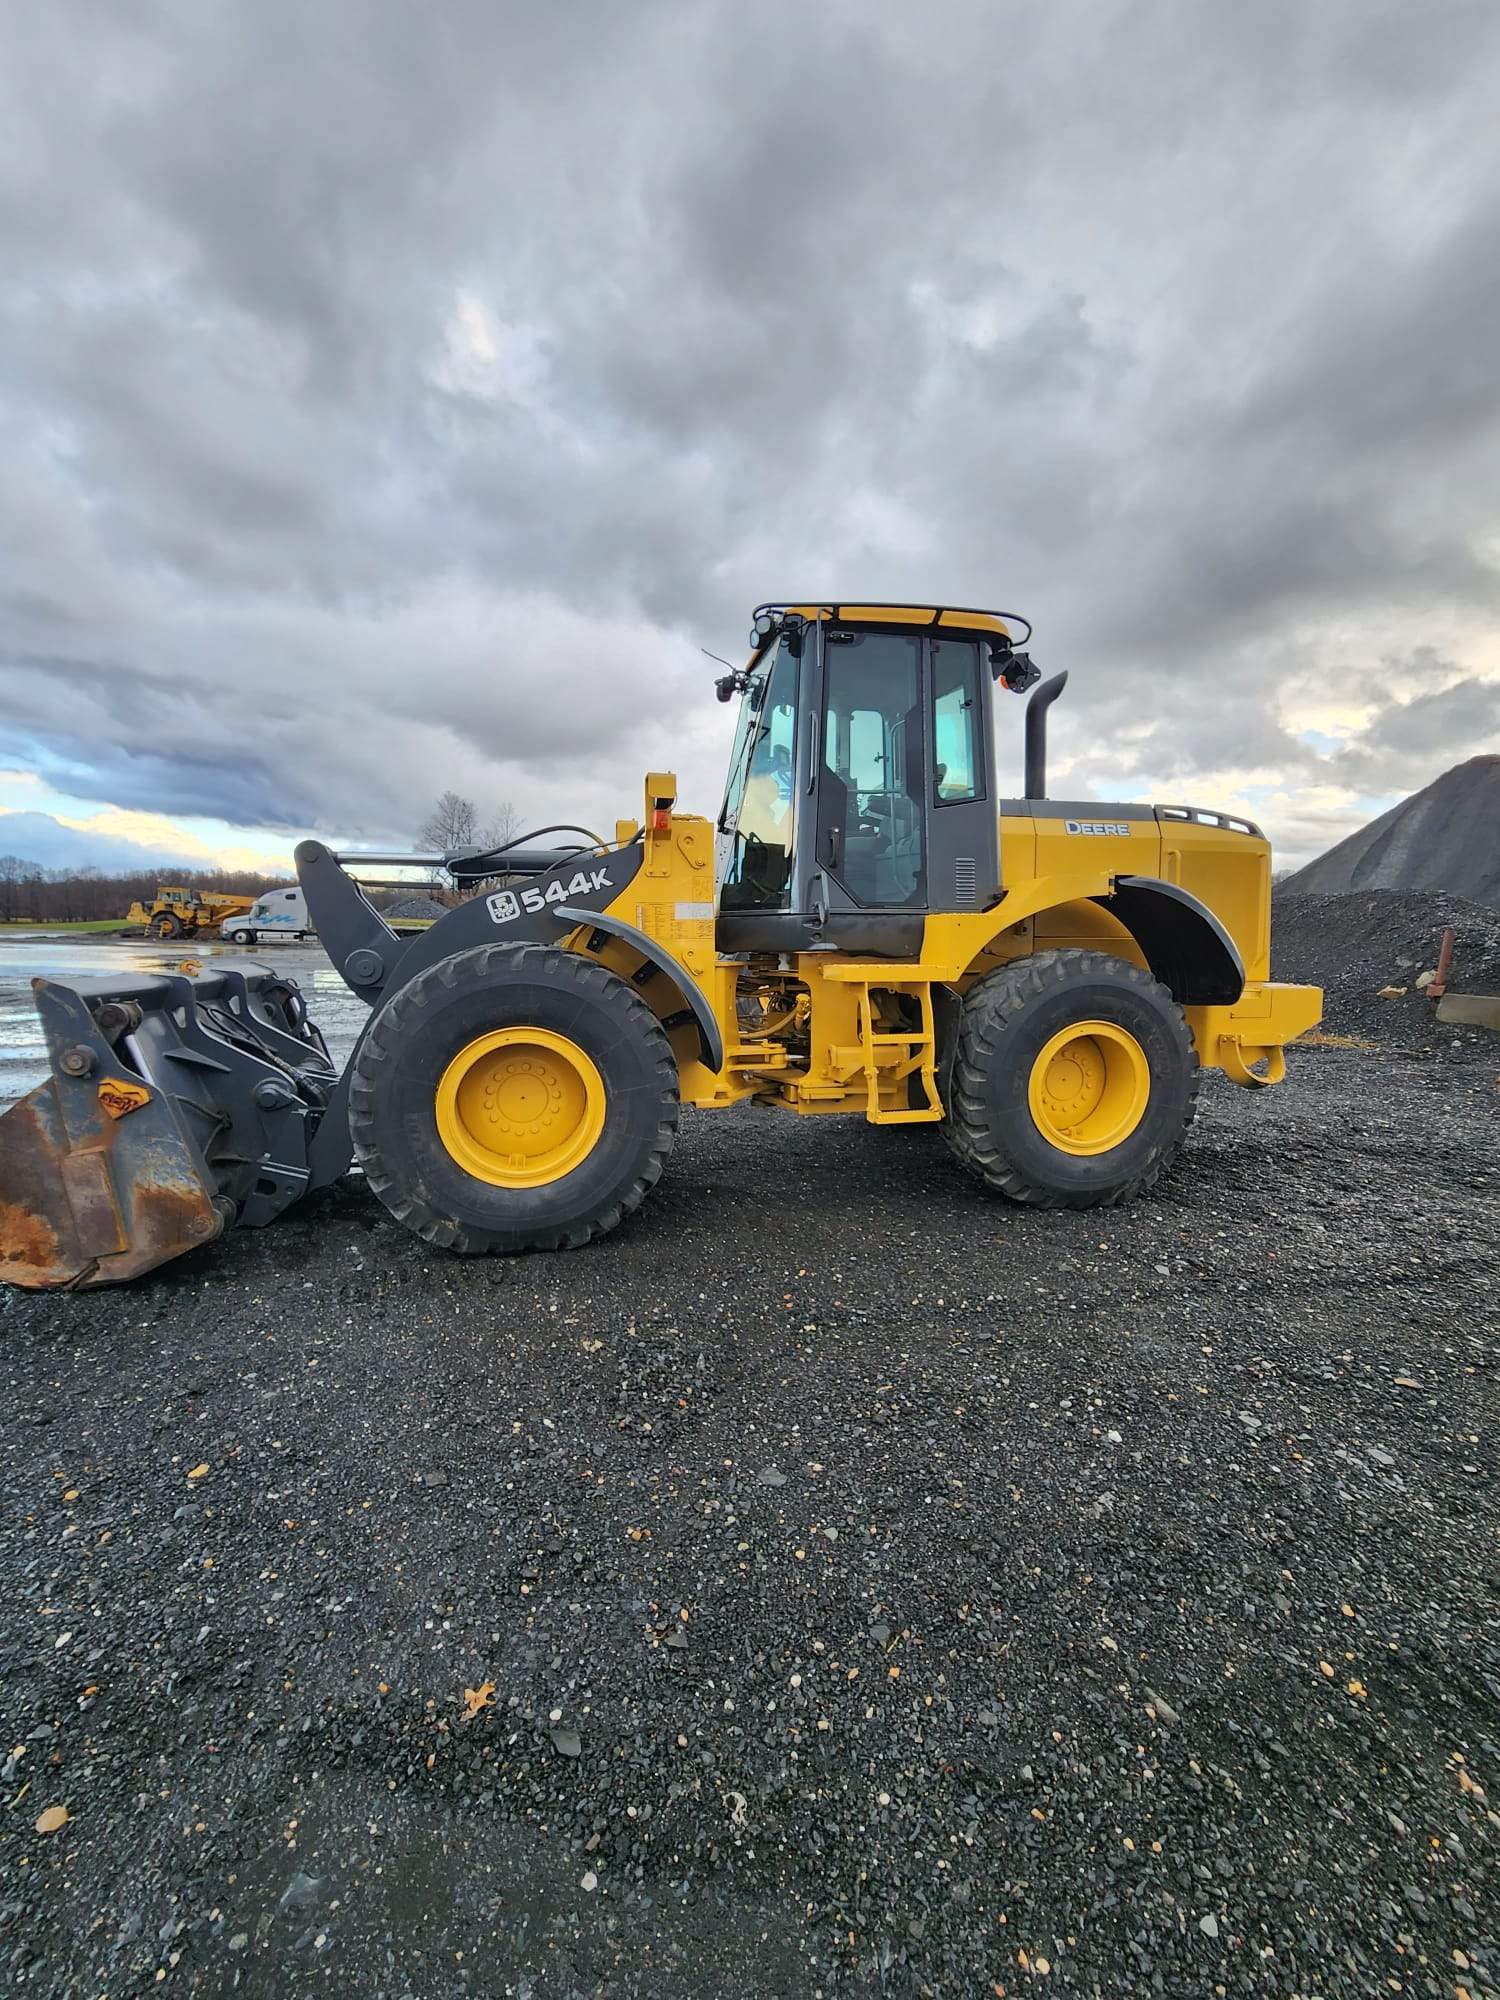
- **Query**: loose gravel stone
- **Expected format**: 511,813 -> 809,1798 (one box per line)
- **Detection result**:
0,1035 -> 1495,1996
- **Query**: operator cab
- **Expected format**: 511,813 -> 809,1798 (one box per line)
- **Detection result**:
715,603 -> 1038,955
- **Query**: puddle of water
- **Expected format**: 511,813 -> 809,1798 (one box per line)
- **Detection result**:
0,937 -> 368,1106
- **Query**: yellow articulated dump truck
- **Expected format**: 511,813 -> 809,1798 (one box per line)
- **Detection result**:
122,886 -> 258,940
1,602 -> 1320,1288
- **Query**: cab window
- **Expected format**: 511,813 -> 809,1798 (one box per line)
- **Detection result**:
821,631 -> 924,907
932,640 -> 983,803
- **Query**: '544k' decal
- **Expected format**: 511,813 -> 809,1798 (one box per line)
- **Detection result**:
487,868 -> 612,924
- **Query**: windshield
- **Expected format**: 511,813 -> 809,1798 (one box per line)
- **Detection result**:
717,637 -> 798,910
718,648 -> 772,834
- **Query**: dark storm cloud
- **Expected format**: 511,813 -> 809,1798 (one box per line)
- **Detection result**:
1334,668 -> 1500,794
2,0 -> 1499,856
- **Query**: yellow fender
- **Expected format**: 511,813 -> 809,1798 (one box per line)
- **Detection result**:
923,873 -> 1116,981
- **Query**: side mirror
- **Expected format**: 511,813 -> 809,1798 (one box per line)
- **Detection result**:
713,662 -> 753,702
991,643 -> 1040,693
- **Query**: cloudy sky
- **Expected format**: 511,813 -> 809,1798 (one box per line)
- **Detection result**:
2,0 -> 1499,875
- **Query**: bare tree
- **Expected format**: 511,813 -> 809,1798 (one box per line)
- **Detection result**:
479,801 -> 521,856
417,791 -> 483,854
419,795 -> 523,857
416,792 -> 521,895
0,854 -> 24,925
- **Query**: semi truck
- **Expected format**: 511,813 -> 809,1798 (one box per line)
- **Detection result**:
220,887 -> 312,944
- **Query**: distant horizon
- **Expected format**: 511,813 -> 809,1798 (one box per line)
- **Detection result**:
3,760 -> 1444,881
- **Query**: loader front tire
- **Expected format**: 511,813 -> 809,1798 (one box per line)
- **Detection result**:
349,943 -> 678,1254
943,949 -> 1197,1208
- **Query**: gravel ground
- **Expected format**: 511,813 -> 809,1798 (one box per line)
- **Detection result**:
2,1037 -> 1498,1998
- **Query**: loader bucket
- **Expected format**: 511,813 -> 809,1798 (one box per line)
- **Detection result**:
0,967 -> 338,1290
0,1068 -> 223,1289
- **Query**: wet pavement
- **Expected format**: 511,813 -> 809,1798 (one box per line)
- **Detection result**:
0,934 -> 368,1107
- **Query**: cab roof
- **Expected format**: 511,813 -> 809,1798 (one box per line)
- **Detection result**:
769,602 -> 1024,640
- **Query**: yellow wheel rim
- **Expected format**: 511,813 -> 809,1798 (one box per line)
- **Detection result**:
435,1027 -> 606,1188
1027,1018 -> 1151,1157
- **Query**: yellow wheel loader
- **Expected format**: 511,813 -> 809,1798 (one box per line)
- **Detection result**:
0,604 -> 1321,1288
122,886 -> 258,940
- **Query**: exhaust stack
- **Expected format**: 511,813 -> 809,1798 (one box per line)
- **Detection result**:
1024,671 -> 1069,801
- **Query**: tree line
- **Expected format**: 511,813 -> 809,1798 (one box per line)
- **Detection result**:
0,859 -> 294,925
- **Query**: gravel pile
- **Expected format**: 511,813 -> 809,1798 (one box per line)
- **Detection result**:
383,894 -> 450,923
1281,755 -> 1500,908
1275,887 -> 1500,1047
2,1046 -> 1497,1996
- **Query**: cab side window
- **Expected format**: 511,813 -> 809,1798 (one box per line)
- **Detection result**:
932,640 -> 983,804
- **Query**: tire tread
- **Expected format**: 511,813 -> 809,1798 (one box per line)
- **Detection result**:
942,949 -> 1199,1208
350,943 -> 679,1254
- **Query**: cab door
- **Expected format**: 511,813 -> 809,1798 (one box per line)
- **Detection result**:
926,634 -> 999,910
815,629 -> 926,909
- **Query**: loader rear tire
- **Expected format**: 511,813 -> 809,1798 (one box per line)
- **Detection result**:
943,949 -> 1198,1209
348,943 -> 678,1254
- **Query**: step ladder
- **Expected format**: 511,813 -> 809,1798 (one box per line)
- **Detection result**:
852,981 -> 942,1125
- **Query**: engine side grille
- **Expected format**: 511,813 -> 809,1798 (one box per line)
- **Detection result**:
954,856 -> 977,907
